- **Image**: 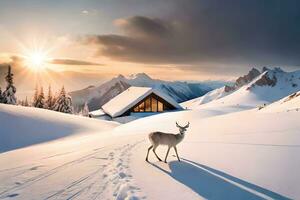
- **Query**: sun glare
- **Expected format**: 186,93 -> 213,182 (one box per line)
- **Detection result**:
25,50 -> 49,71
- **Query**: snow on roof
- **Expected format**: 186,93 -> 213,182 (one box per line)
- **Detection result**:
102,86 -> 182,118
89,109 -> 106,116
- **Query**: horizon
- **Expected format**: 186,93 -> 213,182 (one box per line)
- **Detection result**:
0,65 -> 298,100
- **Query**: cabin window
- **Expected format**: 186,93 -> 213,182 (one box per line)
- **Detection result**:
132,94 -> 172,113
151,97 -> 157,112
158,101 -> 163,112
145,98 -> 151,111
133,106 -> 139,112
138,101 -> 145,112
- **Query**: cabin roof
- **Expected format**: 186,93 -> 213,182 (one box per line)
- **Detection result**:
102,86 -> 182,118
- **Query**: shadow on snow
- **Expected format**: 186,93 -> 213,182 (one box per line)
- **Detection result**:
150,158 -> 291,200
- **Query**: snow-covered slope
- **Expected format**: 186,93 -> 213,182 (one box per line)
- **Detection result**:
0,104 -> 118,153
183,67 -> 300,111
117,105 -> 299,199
70,73 -> 223,111
181,86 -> 232,109
181,68 -> 261,109
0,97 -> 299,199
260,91 -> 300,113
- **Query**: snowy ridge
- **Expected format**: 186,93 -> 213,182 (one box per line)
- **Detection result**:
181,86 -> 232,109
181,68 -> 261,109
260,91 -> 300,113
183,67 -> 300,110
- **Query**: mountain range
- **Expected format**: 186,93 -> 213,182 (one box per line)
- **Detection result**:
69,73 -> 227,112
182,67 -> 300,110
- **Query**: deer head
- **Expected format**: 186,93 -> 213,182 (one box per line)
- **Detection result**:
176,122 -> 190,134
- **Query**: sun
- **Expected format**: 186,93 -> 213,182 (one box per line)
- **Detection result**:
30,52 -> 46,66
25,50 -> 49,71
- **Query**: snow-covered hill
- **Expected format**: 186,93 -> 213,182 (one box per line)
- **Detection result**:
182,67 -> 300,110
260,91 -> 300,113
70,73 -> 224,111
0,94 -> 299,199
0,104 -> 118,153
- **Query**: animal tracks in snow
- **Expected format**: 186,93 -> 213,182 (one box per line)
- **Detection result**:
0,141 -> 145,200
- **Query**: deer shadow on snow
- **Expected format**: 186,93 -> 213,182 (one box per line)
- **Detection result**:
150,158 -> 291,200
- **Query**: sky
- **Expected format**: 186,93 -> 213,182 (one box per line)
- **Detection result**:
0,0 -> 300,98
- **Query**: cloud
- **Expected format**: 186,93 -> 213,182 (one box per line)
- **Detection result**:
49,58 -> 104,66
114,16 -> 172,38
81,0 -> 300,70
81,10 -> 89,15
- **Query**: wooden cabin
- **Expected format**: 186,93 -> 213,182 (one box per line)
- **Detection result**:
101,86 -> 182,118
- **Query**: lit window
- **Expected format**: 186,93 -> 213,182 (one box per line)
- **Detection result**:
145,98 -> 151,112
139,102 -> 145,112
151,97 -> 157,112
158,101 -> 163,111
133,105 -> 139,112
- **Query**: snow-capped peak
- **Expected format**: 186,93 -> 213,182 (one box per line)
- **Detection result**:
182,67 -> 300,110
111,74 -> 126,82
247,67 -> 299,90
116,74 -> 125,79
127,73 -> 152,81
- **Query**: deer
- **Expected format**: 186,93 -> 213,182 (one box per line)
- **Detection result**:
145,122 -> 190,163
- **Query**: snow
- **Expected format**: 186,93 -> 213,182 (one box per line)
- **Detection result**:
0,104 -> 118,153
102,86 -> 182,118
89,109 -> 106,117
0,76 -> 300,199
260,91 -> 300,113
116,107 -> 299,199
181,86 -> 231,109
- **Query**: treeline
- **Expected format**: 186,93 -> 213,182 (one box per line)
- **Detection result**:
26,85 -> 73,114
0,65 -> 74,114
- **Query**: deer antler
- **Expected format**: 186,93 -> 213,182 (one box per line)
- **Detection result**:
184,122 -> 190,128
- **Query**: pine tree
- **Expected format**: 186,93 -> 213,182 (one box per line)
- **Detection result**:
45,85 -> 54,109
32,85 -> 39,107
35,86 -> 45,108
81,102 -> 90,117
52,92 -> 57,108
53,86 -> 73,114
2,65 -> 17,104
24,96 -> 29,107
0,87 -> 3,103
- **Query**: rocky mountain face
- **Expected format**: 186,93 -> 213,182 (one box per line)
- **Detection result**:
69,73 -> 224,112
224,68 -> 261,92
246,67 -> 300,91
182,67 -> 300,109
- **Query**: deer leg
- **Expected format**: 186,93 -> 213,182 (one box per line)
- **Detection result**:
164,147 -> 171,163
153,145 -> 162,161
146,145 -> 153,162
174,146 -> 181,162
